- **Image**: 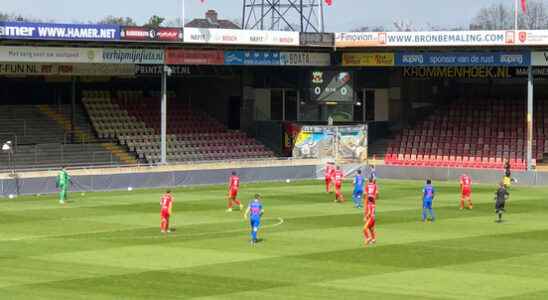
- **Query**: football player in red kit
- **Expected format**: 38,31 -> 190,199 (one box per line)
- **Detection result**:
334,166 -> 345,203
363,195 -> 376,245
365,178 -> 379,203
227,171 -> 243,212
160,190 -> 173,233
324,161 -> 336,193
460,174 -> 473,210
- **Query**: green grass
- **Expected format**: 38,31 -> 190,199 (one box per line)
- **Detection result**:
1,179 -> 548,299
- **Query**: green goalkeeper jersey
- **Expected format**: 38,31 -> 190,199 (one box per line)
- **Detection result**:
57,170 -> 70,187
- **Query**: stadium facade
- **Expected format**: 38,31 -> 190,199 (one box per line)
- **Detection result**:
1,21 -> 548,195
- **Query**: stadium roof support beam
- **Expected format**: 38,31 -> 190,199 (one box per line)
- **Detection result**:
527,66 -> 534,171
242,0 -> 324,32
161,66 -> 168,165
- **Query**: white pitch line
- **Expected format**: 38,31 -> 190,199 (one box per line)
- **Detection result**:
97,217 -> 286,240
0,217 -> 285,242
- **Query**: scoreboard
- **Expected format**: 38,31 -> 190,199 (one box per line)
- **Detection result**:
309,70 -> 354,102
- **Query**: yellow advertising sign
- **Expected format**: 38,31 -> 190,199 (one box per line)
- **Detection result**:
342,53 -> 394,66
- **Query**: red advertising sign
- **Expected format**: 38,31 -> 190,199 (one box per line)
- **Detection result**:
121,27 -> 182,42
165,49 -> 224,65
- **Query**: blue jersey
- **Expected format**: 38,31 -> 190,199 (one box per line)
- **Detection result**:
354,175 -> 364,192
249,201 -> 263,219
423,185 -> 435,201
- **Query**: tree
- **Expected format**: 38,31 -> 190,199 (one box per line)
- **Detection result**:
470,3 -> 512,30
144,15 -> 165,28
0,12 -> 9,21
393,20 -> 414,31
98,15 -> 137,26
0,12 -> 41,22
470,1 -> 548,30
350,25 -> 386,32
519,0 -> 548,29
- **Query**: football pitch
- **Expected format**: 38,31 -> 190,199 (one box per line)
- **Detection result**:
1,179 -> 548,299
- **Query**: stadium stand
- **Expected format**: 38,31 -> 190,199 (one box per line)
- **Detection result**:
0,105 -> 125,170
384,98 -> 543,170
82,90 -> 275,163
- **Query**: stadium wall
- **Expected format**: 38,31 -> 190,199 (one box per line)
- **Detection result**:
338,165 -> 540,186
0,165 -> 316,197
3,162 -> 548,197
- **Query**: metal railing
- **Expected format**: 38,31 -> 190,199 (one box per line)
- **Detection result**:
0,120 -> 27,136
0,156 -> 301,174
63,131 -> 90,144
0,145 -> 118,171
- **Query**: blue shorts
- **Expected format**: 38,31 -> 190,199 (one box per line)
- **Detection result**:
353,189 -> 363,198
423,200 -> 432,209
250,217 -> 261,229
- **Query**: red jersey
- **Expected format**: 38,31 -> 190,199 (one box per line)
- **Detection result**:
334,170 -> 343,184
325,164 -> 335,179
229,176 -> 240,190
365,182 -> 378,199
460,175 -> 472,190
365,202 -> 376,219
160,194 -> 173,215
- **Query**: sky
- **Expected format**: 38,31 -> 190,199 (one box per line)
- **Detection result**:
1,0 -> 517,31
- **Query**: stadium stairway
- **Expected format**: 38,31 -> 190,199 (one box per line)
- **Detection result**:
0,104 -> 134,171
38,105 -> 137,165
0,105 -> 66,144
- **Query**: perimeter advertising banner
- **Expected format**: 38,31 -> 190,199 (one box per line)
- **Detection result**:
515,30 -> 548,45
292,125 -> 367,161
135,65 -> 191,76
120,26 -> 183,42
102,48 -> 164,64
532,52 -> 548,66
224,51 -> 281,65
395,52 -> 530,67
184,27 -> 299,46
165,49 -> 224,65
342,53 -> 395,66
280,52 -> 331,66
403,66 -> 548,79
336,30 -> 521,47
0,46 -> 103,63
0,22 -> 119,41
0,63 -> 135,76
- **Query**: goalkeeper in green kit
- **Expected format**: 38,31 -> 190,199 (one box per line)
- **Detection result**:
56,167 -> 71,204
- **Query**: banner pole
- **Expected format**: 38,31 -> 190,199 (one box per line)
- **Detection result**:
182,0 -> 186,28
514,0 -> 518,31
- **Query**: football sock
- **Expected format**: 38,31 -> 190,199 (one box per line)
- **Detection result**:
251,227 -> 257,241
429,208 -> 435,221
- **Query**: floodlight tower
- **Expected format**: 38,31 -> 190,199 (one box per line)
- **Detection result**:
242,0 -> 325,32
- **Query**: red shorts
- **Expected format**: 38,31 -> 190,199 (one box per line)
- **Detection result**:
161,210 -> 170,219
325,177 -> 332,185
461,188 -> 471,197
365,218 -> 375,228
335,182 -> 342,189
229,189 -> 238,198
